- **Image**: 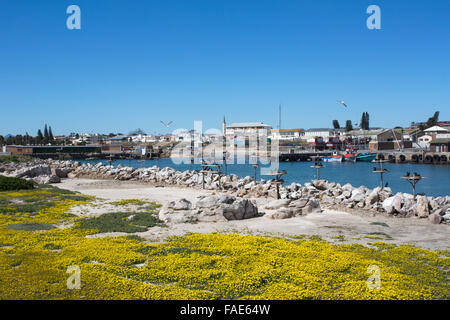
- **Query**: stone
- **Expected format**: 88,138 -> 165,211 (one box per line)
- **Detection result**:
267,208 -> 294,219
264,199 -> 292,210
416,196 -> 430,218
312,180 -> 328,191
289,199 -> 309,208
350,189 -> 365,202
428,213 -> 442,224
382,196 -> 396,214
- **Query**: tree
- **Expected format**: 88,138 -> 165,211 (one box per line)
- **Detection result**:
360,112 -> 370,130
44,124 -> 49,144
0,135 -> 4,146
14,135 -> 24,145
37,129 -> 44,145
345,120 -> 353,132
49,126 -> 54,143
426,111 -> 439,128
332,120 -> 340,129
365,112 -> 370,130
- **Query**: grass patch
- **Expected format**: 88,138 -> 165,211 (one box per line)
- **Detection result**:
0,175 -> 35,191
6,222 -> 56,231
370,222 -> 390,228
332,235 -> 345,242
365,232 -> 393,240
77,211 -> 164,233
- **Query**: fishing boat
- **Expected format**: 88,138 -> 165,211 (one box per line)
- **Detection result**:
343,152 -> 357,162
323,152 -> 343,162
356,152 -> 377,162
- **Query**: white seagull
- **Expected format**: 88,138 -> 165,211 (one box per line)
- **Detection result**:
337,100 -> 348,108
160,121 -> 173,128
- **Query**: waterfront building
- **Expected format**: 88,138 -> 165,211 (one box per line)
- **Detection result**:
226,122 -> 272,137
270,128 -> 304,141
302,128 -> 342,139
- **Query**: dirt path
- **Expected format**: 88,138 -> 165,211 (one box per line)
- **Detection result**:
59,178 -> 450,250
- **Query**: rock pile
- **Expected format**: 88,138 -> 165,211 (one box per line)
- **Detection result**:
158,195 -> 261,223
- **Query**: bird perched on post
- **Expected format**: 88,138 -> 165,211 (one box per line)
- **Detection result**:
337,100 -> 348,108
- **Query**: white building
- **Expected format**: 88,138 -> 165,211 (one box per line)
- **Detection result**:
302,128 -> 342,139
226,122 -> 272,137
130,134 -> 158,143
270,128 -> 304,140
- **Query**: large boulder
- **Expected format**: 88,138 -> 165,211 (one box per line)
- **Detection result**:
158,199 -> 198,224
428,213 -> 442,225
194,195 -> 259,222
14,165 -> 51,178
51,167 -> 72,178
264,199 -> 292,210
267,208 -> 294,219
350,189 -> 366,202
382,196 -> 396,214
31,174 -> 61,185
417,196 -> 430,218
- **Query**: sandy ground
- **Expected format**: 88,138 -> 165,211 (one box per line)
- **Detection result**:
59,178 -> 450,251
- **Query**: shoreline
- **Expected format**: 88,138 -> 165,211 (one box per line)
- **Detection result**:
58,178 -> 450,251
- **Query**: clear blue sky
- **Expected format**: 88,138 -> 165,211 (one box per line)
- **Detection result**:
1,0 -> 449,136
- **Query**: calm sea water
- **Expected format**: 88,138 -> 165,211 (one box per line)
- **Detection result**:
83,158 -> 450,197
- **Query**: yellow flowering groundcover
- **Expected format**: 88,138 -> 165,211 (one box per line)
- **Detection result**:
0,187 -> 448,300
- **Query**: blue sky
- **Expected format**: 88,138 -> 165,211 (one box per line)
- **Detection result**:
0,0 -> 449,136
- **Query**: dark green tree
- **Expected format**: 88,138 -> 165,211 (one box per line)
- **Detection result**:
332,120 -> 340,129
14,135 -> 24,145
0,135 -> 4,146
360,112 -> 370,130
37,129 -> 44,145
43,124 -> 49,144
49,126 -> 54,144
345,120 -> 353,132
426,111 -> 439,128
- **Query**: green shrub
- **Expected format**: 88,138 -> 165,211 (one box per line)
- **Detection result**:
77,211 -> 164,233
0,175 -> 35,191
6,222 -> 56,231
0,155 -> 33,163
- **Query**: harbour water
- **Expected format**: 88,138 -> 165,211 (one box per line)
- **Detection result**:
83,159 -> 450,197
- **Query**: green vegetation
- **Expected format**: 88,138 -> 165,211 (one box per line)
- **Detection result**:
0,155 -> 34,164
370,222 -> 390,228
6,222 -> 56,231
0,184 -> 90,215
0,175 -> 35,191
365,232 -> 393,240
77,211 -> 164,233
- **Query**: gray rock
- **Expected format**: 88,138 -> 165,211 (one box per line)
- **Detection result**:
267,208 -> 294,219
264,199 -> 292,210
428,213 -> 442,224
417,196 -> 430,218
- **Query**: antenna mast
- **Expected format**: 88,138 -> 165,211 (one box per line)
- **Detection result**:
278,104 -> 281,130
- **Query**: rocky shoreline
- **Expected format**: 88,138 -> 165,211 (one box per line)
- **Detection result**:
1,159 -> 449,225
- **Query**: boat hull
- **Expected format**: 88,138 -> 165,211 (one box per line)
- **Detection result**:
356,153 -> 377,162
323,156 -> 343,162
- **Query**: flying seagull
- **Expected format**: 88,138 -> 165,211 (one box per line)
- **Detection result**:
160,121 -> 173,128
337,100 -> 348,108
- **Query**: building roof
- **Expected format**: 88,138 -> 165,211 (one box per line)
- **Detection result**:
424,126 -> 449,132
271,128 -> 304,133
305,128 -> 337,132
227,122 -> 272,128
430,138 -> 450,144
